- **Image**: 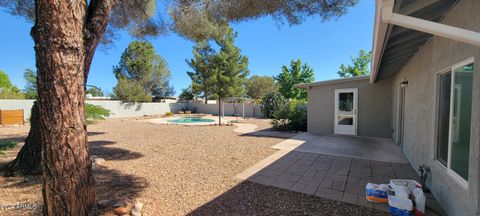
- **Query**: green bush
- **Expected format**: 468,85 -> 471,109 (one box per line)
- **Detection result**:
86,104 -> 111,123
0,140 -> 17,150
165,111 -> 174,116
0,140 -> 18,155
260,92 -> 287,118
181,104 -> 197,113
272,100 -> 307,132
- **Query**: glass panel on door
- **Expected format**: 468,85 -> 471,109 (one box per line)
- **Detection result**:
335,89 -> 357,135
338,92 -> 354,115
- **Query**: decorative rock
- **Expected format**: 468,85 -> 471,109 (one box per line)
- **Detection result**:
100,211 -> 117,216
94,158 -> 106,165
131,208 -> 141,216
113,203 -> 132,215
130,199 -> 143,216
134,199 -> 143,212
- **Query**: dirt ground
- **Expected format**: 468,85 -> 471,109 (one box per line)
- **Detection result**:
0,118 -> 386,216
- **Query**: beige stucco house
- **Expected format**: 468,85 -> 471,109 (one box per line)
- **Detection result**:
298,0 -> 480,215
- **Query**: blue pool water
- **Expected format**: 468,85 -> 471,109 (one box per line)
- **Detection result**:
167,117 -> 215,123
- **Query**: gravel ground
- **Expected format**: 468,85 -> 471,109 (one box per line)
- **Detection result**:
243,118 -> 274,131
0,118 -> 387,216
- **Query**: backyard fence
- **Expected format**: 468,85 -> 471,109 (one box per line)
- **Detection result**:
0,99 -> 264,120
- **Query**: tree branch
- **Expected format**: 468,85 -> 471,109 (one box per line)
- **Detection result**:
84,0 -> 114,81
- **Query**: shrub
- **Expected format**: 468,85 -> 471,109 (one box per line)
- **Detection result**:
165,111 -> 174,116
180,104 -> 197,113
272,100 -> 307,132
0,140 -> 17,150
0,140 -> 18,155
85,104 -> 111,123
260,92 -> 287,118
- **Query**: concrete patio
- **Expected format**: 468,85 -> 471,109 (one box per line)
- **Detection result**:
237,133 -> 446,215
271,133 -> 408,163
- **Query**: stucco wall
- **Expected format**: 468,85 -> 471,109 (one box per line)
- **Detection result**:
307,78 -> 392,138
387,0 -> 480,215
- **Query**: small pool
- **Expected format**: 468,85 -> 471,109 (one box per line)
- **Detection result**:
167,116 -> 215,124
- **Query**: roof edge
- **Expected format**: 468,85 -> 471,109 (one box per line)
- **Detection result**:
370,0 -> 393,84
296,76 -> 369,89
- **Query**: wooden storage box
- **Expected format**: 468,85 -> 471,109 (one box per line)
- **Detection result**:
0,109 -> 24,126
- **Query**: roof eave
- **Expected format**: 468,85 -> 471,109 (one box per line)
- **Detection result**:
370,0 -> 393,84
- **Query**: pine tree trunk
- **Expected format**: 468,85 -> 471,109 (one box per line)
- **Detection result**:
218,99 -> 222,125
6,102 -> 41,176
32,0 -> 96,215
204,89 -> 208,104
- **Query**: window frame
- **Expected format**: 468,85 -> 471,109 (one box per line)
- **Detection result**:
434,57 -> 474,190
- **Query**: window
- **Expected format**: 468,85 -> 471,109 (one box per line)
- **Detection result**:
436,61 -> 474,183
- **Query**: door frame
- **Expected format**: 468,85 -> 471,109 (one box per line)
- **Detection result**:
395,85 -> 406,146
334,88 -> 358,136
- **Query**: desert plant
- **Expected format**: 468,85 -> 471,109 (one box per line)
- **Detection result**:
85,104 -> 111,123
272,100 -> 307,132
261,92 -> 287,118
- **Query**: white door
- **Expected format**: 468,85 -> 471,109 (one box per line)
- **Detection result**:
334,88 -> 358,136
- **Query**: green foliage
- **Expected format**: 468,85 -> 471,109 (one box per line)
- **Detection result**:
246,75 -> 278,100
260,92 -> 287,118
0,69 -> 14,89
186,26 -> 249,111
113,78 -> 152,102
186,41 -> 217,101
0,69 -> 25,99
178,86 -> 196,102
170,0 -> 358,41
85,104 -> 111,123
337,49 -> 372,78
86,87 -> 104,97
165,111 -> 174,116
23,68 -> 37,99
0,140 -> 18,150
272,100 -> 307,132
113,40 -> 173,102
211,27 -> 249,100
275,59 -> 314,100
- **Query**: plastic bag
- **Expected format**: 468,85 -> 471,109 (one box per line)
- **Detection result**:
366,183 -> 389,203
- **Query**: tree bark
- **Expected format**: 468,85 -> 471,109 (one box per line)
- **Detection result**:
6,101 -> 41,176
32,0 -> 96,215
6,0 -> 113,180
218,99 -> 222,125
204,88 -> 208,104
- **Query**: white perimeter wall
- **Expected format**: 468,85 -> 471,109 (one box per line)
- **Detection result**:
194,103 -> 263,117
0,100 -> 263,121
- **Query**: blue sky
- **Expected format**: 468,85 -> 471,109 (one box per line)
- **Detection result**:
0,1 -> 374,96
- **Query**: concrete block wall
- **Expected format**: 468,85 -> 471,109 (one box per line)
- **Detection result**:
192,102 -> 263,117
0,100 -> 264,120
